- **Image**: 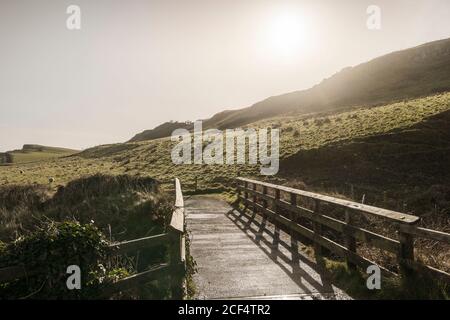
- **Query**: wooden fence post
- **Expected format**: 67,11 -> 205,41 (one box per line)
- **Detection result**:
244,181 -> 248,203
398,226 -> 415,277
262,185 -> 268,209
236,179 -> 241,201
169,229 -> 184,299
274,188 -> 280,211
313,199 -> 323,257
289,193 -> 297,238
272,188 -> 280,225
289,193 -> 297,222
252,183 -> 257,213
344,209 -> 357,270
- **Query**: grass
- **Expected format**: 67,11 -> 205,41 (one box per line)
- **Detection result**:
1,92 -> 449,191
0,174 -> 170,242
323,259 -> 450,300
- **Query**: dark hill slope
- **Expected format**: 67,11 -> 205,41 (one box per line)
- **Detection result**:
205,38 -> 450,130
130,38 -> 450,142
280,109 -> 450,214
129,121 -> 193,143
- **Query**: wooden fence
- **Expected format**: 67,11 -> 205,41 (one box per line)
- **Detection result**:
0,178 -> 186,299
236,177 -> 450,282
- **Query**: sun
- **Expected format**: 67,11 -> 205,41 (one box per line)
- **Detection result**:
266,11 -> 309,58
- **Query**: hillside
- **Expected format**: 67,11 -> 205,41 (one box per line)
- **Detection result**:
0,144 -> 79,164
2,93 -> 449,206
130,38 -> 450,142
129,121 -> 194,142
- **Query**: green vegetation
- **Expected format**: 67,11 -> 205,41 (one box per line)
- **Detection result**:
2,92 -> 449,193
1,92 -> 450,299
0,222 -> 121,299
0,174 -> 168,242
0,174 -> 180,299
323,259 -> 449,300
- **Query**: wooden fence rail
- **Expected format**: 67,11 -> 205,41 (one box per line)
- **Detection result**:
236,177 -> 450,282
0,178 -> 186,299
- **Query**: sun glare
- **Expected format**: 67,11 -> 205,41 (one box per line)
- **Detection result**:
266,11 -> 309,59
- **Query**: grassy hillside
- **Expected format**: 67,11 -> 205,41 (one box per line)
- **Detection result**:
1,92 -> 449,195
0,144 -> 78,164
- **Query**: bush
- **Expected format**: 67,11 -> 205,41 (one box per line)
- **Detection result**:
284,126 -> 294,132
49,174 -> 158,207
0,185 -> 48,211
0,221 -> 123,299
0,185 -> 49,241
0,174 -> 171,243
314,118 -> 331,126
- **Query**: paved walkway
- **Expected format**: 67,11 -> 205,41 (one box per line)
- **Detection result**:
185,195 -> 350,300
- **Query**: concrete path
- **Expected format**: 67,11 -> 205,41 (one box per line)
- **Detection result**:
185,195 -> 350,300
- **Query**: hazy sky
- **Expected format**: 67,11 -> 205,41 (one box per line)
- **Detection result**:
1,0 -> 450,151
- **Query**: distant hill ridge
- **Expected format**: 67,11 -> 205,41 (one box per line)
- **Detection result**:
0,144 -> 79,164
129,121 -> 193,142
130,37 -> 450,142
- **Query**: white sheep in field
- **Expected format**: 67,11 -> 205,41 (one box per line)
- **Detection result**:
48,177 -> 55,184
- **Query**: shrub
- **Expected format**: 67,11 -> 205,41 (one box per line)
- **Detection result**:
284,126 -> 294,132
314,118 -> 330,126
0,221 -> 124,299
0,185 -> 48,211
49,174 -> 158,206
0,185 -> 49,241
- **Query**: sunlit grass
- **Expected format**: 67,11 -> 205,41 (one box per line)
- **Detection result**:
1,92 -> 449,191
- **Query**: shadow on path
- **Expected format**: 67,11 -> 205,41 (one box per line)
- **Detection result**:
225,205 -> 339,298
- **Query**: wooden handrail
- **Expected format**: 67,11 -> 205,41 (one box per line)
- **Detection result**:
99,263 -> 172,298
237,177 -> 419,224
111,233 -> 170,255
173,178 -> 184,209
399,224 -> 450,242
236,177 -> 450,282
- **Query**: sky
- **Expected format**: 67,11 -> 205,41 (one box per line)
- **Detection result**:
1,0 -> 450,151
